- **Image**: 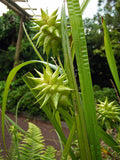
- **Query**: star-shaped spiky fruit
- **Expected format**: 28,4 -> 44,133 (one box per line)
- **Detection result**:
97,97 -> 120,129
28,65 -> 72,110
32,9 -> 61,57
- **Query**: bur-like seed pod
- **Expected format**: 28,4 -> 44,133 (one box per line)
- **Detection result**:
97,97 -> 120,129
32,9 -> 61,56
28,64 -> 72,110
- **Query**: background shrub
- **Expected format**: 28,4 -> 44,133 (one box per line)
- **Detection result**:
0,81 -> 6,106
0,79 -> 119,121
94,86 -> 119,105
0,79 -> 47,120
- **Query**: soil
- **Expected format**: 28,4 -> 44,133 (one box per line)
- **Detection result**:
0,111 -> 69,159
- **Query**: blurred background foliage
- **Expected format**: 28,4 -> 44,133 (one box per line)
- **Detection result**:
0,10 -> 45,80
84,0 -> 120,88
0,0 -> 120,116
0,1 -> 120,87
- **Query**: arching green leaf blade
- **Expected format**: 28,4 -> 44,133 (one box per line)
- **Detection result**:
61,2 -> 91,160
102,18 -> 120,95
66,0 -> 102,159
1,60 -> 59,152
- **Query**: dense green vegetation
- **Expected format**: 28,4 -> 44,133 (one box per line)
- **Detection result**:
0,0 -> 120,159
0,0 -> 120,87
0,0 -> 120,115
0,79 -> 118,117
0,10 -> 45,80
84,0 -> 120,87
0,79 -> 47,119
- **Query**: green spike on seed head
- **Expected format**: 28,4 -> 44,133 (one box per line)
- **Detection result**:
28,64 -> 72,110
32,9 -> 61,57
97,97 -> 120,129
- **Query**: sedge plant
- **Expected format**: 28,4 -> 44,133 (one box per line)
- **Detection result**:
97,97 -> 120,130
1,0 -> 120,160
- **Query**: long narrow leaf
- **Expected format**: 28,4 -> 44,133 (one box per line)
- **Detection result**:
58,108 -> 74,130
1,60 -> 42,151
62,121 -> 76,159
61,3 -> 91,160
23,23 -> 44,61
102,18 -> 120,94
66,0 -> 102,159
98,126 -> 120,153
81,0 -> 90,14
1,60 -> 58,152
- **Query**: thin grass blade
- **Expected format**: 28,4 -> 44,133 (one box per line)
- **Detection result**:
1,60 -> 58,152
98,126 -> 120,153
102,18 -> 120,94
5,115 -> 41,144
61,3 -> 91,160
23,23 -> 44,61
81,0 -> 90,14
66,0 -> 102,159
1,60 -> 44,152
58,108 -> 74,130
61,121 -> 76,160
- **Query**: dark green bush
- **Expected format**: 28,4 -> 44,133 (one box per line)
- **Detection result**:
93,85 -> 101,92
1,79 -> 118,120
7,84 -> 29,112
0,79 -> 47,119
0,81 -> 6,93
19,91 -> 47,119
0,81 -> 6,106
10,78 -> 25,89
0,10 -> 44,81
94,87 -> 119,105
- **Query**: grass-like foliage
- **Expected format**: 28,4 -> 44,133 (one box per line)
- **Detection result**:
1,0 -> 120,159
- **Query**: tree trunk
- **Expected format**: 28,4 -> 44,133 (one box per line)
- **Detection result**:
13,16 -> 24,67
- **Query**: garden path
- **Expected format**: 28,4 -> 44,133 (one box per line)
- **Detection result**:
0,111 -> 69,159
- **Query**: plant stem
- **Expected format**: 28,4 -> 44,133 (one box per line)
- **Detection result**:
57,55 -> 66,75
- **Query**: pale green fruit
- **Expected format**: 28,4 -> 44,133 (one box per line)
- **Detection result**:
32,19 -> 45,26
40,8 -> 49,21
28,64 -> 72,110
40,24 -> 49,32
32,9 -> 61,56
97,97 -> 120,129
36,32 -> 46,47
32,31 -> 41,41
47,15 -> 58,26
43,35 -> 52,54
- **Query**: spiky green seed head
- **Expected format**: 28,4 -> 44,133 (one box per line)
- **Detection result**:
97,97 -> 120,129
32,9 -> 61,57
28,64 -> 72,110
